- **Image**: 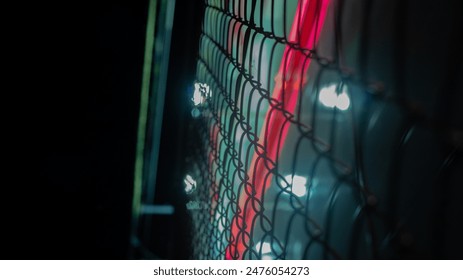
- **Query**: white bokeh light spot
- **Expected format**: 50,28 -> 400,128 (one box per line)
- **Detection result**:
184,174 -> 197,194
281,175 -> 308,197
319,85 -> 337,108
192,82 -> 212,106
255,241 -> 272,254
336,92 -> 350,110
319,84 -> 351,111
192,83 -> 202,106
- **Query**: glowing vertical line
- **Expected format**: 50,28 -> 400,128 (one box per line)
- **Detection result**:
130,0 -> 158,255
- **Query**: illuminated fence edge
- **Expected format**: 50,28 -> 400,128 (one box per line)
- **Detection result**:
185,0 -> 462,260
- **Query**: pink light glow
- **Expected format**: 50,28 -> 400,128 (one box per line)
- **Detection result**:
226,0 -> 331,260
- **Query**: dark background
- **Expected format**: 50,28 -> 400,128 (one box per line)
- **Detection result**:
3,0 -> 202,259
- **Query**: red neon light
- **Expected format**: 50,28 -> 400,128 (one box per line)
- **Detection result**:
226,0 -> 331,259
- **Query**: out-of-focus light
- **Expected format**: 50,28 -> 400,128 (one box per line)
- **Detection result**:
192,83 -> 202,106
336,92 -> 350,110
281,175 -> 308,197
318,84 -> 350,111
184,174 -> 197,194
319,85 -> 337,108
255,241 -> 280,260
191,108 -> 201,118
255,241 -> 272,254
192,82 -> 212,106
204,84 -> 212,98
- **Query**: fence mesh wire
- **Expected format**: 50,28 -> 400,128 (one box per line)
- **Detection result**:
184,0 -> 462,259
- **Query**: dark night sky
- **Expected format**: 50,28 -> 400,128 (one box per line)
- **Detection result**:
4,1 -> 149,259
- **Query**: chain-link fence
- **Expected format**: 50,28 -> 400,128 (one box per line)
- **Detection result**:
184,0 -> 463,259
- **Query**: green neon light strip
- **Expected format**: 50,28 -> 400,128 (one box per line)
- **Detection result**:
131,0 -> 158,244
